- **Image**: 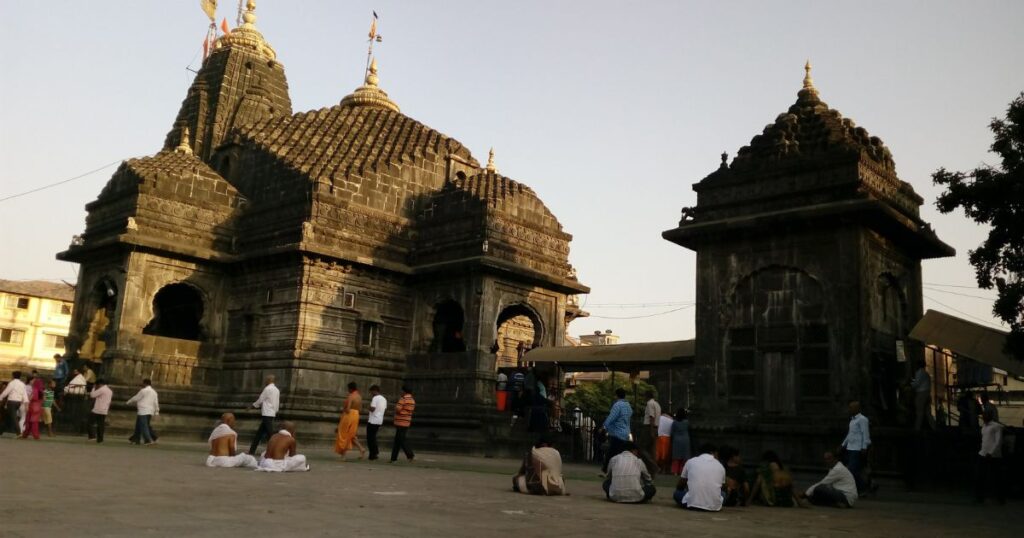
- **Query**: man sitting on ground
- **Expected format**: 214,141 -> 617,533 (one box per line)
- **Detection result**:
674,443 -> 726,511
513,434 -> 568,496
255,421 -> 309,472
207,413 -> 258,469
801,450 -> 857,508
603,441 -> 656,503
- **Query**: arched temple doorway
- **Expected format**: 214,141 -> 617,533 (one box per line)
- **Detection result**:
495,303 -> 542,369
77,278 -> 118,360
143,283 -> 205,341
431,300 -> 467,352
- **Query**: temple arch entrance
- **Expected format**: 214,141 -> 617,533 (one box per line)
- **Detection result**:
77,278 -> 118,360
431,300 -> 467,352
495,303 -> 542,369
143,283 -> 205,341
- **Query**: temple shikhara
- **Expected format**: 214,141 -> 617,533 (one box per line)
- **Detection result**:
663,62 -> 954,457
57,2 -> 588,443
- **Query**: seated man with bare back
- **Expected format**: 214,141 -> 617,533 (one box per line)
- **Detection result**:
255,421 -> 309,472
206,413 -> 258,468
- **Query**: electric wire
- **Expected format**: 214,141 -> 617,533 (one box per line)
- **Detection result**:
0,159 -> 125,203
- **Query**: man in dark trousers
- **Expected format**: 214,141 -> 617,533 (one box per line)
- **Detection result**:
390,385 -> 416,463
366,385 -> 387,460
248,375 -> 280,455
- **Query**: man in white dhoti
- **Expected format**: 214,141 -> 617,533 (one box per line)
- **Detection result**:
256,421 -> 309,472
206,413 -> 257,468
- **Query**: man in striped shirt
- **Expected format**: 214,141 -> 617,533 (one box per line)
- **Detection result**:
390,385 -> 416,463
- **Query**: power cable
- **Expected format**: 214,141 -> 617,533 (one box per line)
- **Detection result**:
922,286 -> 996,301
587,305 -> 694,320
922,294 -> 1006,330
0,159 -> 125,203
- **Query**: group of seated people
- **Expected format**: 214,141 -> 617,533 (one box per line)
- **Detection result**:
513,437 -> 858,512
205,413 -> 309,472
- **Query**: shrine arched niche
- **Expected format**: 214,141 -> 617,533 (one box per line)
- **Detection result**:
430,299 -> 467,353
143,282 -> 206,341
495,302 -> 543,370
76,277 -> 119,361
724,265 -> 831,416
870,273 -> 908,419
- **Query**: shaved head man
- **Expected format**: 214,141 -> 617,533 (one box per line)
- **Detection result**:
255,420 -> 309,472
206,412 -> 257,468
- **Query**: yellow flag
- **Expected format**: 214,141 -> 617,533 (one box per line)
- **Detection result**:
200,0 -> 217,21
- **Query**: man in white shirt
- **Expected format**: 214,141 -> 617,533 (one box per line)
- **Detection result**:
639,391 -> 661,473
248,375 -> 280,455
1,371 -> 29,436
803,451 -> 857,507
673,443 -> 726,511
88,379 -> 113,443
126,379 -> 159,445
603,442 -> 656,503
366,384 -> 387,460
975,409 -> 1006,504
841,400 -> 872,494
64,369 -> 87,395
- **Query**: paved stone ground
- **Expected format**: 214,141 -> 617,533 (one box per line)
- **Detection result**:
0,435 -> 1015,537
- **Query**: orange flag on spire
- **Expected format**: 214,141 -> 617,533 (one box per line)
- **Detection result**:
221,18 -> 230,35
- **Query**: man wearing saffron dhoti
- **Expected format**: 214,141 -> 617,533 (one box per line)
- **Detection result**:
206,413 -> 257,468
255,421 -> 309,472
333,382 -> 366,460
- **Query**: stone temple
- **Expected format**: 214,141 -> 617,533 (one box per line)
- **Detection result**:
57,3 -> 588,445
663,63 -> 954,460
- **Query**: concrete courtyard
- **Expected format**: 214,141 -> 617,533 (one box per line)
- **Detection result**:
0,435 -> 1015,537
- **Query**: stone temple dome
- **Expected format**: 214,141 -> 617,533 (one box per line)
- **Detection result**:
340,58 -> 400,113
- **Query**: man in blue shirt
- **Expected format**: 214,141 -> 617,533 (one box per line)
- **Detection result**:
52,354 -> 68,395
601,388 -> 632,474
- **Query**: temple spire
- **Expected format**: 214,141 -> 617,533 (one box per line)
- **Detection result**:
215,0 -> 276,60
486,148 -> 497,172
175,126 -> 193,155
803,59 -> 817,93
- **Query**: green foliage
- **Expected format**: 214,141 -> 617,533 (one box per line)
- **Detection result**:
563,376 -> 657,419
933,92 -> 1024,359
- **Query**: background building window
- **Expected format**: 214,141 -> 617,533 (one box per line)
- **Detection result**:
59,302 -> 72,315
0,328 -> 26,344
46,334 -> 66,348
5,296 -> 30,309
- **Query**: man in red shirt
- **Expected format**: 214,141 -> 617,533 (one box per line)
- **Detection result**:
390,385 -> 416,463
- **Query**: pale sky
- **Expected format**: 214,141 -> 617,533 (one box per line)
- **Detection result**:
1,1 -> 1022,343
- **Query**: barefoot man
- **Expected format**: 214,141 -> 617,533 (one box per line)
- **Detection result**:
207,413 -> 258,468
255,421 -> 309,472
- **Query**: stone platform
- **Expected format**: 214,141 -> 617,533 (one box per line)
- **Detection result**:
0,436 -> 1015,537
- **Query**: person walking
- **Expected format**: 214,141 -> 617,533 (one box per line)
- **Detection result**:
88,379 -> 113,443
366,385 -> 387,460
601,388 -> 633,475
842,400 -> 873,495
248,375 -> 280,455
909,361 -> 933,431
0,371 -> 29,437
390,385 -> 416,463
333,382 -> 367,460
975,408 -> 1006,504
639,390 -> 661,473
126,379 -> 159,445
19,375 -> 46,440
42,380 -> 61,437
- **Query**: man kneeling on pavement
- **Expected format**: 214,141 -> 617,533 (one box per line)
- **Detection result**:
604,441 -> 656,503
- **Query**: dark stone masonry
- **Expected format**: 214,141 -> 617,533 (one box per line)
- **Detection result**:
663,63 -> 954,463
57,4 -> 587,447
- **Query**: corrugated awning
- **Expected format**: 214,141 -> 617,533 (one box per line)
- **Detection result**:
908,309 -> 1022,377
524,340 -> 695,371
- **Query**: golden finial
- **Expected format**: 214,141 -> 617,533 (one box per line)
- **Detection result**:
803,59 -> 816,92
242,0 -> 257,26
486,148 -> 497,173
366,57 -> 380,87
175,126 -> 193,155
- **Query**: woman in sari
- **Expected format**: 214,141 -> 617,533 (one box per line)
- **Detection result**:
333,382 -> 366,460
748,450 -> 802,507
20,375 -> 45,440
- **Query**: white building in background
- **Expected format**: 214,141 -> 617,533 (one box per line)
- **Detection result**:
0,280 -> 75,372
